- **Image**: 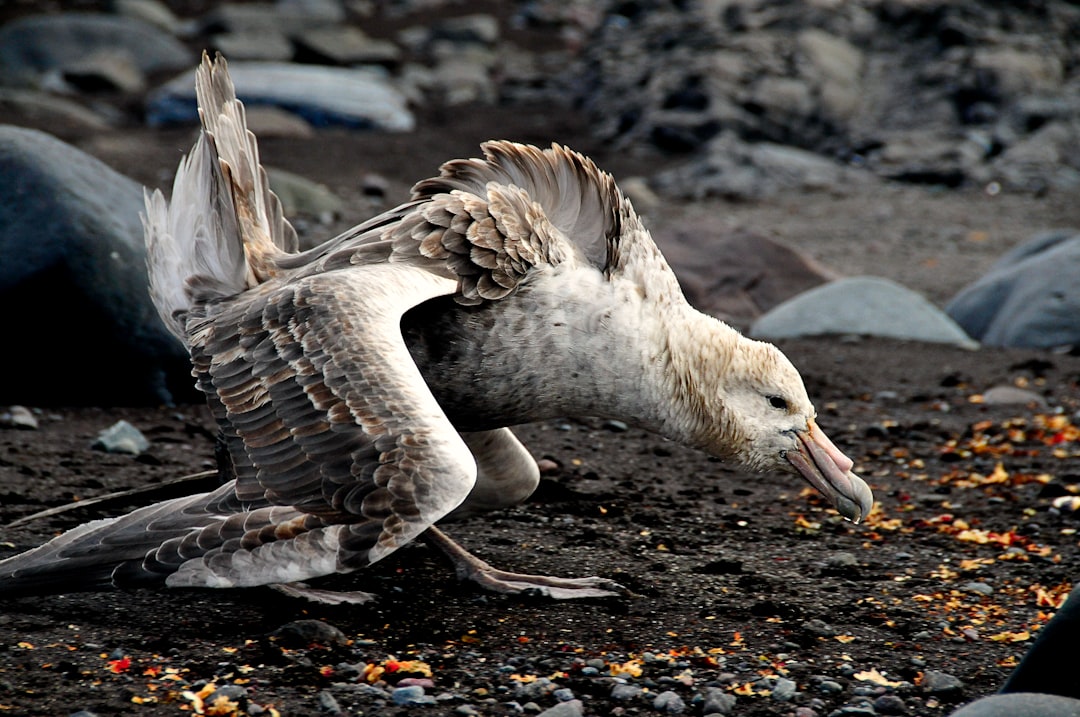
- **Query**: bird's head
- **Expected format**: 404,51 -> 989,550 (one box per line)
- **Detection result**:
692,337 -> 874,524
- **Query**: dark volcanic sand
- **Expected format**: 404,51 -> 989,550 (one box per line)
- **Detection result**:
2,90 -> 1080,717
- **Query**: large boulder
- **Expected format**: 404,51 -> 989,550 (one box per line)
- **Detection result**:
0,13 -> 192,89
654,222 -> 836,328
146,62 -> 415,131
946,230 -> 1080,348
0,126 -> 194,406
751,276 -> 979,349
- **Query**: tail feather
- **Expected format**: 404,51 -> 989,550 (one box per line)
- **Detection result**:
142,51 -> 296,344
0,483 -> 323,598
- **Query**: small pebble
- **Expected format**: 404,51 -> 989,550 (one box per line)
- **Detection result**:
803,619 -> 837,637
317,690 -> 343,714
392,685 -> 436,706
702,687 -> 736,715
92,420 -> 149,454
827,706 -> 877,717
771,677 -> 797,702
611,683 -> 641,700
602,419 -> 629,432
826,552 -> 859,569
920,670 -> 964,696
652,690 -> 686,714
873,694 -> 908,714
819,680 -> 844,694
272,619 -> 348,648
552,688 -> 575,702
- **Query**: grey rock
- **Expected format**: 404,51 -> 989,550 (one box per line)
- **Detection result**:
987,120 -> 1080,193
266,168 -> 344,228
197,2 -> 342,36
209,32 -> 295,63
61,49 -> 146,94
1,406 -> 39,430
653,690 -> 686,714
610,683 -> 642,700
802,619 -> 838,637
294,27 -> 402,66
655,223 -> 836,329
653,132 -> 866,201
980,385 -> 1048,409
271,619 -> 348,648
866,130 -> 988,185
946,230 -> 1080,348
920,670 -> 964,696
950,693 -> 1080,717
0,126 -> 191,406
872,694 -> 907,715
827,707 -> 877,717
432,14 -> 500,45
771,677 -> 798,702
962,580 -> 994,596
243,105 -> 315,138
702,687 -> 737,715
552,688 -> 574,702
392,685 -> 436,706
751,276 -> 979,349
0,88 -> 113,137
826,552 -> 859,569
111,0 -> 183,35
146,62 -> 414,131
819,680 -> 844,694
317,690 -> 343,714
0,13 -> 192,88
536,699 -> 584,717
93,420 -> 150,455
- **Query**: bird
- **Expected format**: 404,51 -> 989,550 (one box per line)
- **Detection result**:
0,53 -> 872,602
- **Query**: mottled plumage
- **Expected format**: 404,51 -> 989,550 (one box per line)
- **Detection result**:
0,54 -> 872,601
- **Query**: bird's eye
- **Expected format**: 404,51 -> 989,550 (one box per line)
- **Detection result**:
767,395 -> 788,410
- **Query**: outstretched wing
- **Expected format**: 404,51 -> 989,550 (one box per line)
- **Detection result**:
185,264 -> 476,579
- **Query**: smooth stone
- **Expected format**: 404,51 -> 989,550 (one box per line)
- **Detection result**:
751,276 -> 980,349
146,62 -> 415,131
0,13 -> 192,88
392,685 -> 436,706
772,677 -> 798,702
0,406 -> 39,430
294,26 -> 403,66
209,32 -> 295,63
980,385 -> 1048,408
266,168 -> 343,227
536,699 -> 584,717
0,125 -> 192,405
111,0 -> 183,34
949,693 -> 1080,717
271,619 -> 348,648
702,687 -> 737,715
920,670 -> 964,696
653,691 -> 687,714
946,231 -> 1080,348
93,420 -> 150,455
0,89 -> 113,137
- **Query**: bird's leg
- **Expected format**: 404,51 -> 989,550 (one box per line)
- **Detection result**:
422,526 -> 627,599
270,582 -> 378,605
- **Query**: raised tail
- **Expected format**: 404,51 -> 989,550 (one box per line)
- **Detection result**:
142,52 -> 297,343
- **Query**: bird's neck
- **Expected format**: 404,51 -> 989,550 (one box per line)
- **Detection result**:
643,303 -> 744,454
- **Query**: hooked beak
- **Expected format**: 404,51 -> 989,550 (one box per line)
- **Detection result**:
785,419 -> 874,524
